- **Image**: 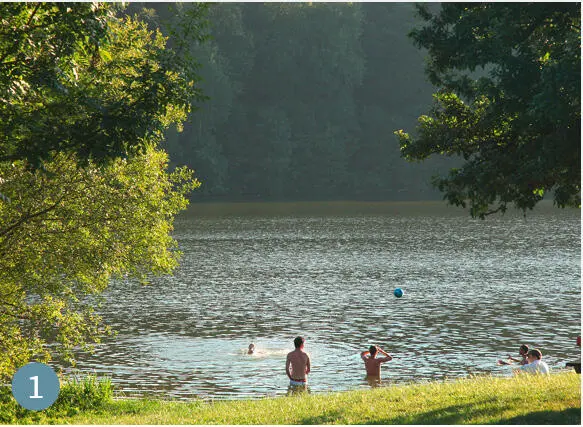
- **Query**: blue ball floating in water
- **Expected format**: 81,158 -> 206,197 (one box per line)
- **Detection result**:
394,288 -> 404,298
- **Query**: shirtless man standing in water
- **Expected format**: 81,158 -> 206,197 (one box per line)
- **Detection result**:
361,345 -> 392,385
286,336 -> 311,389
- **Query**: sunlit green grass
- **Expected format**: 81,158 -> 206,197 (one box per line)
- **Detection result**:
3,372 -> 580,424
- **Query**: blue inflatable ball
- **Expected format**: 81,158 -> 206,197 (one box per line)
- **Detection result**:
394,288 -> 404,298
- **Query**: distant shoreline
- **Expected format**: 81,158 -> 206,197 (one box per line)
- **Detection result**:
181,199 -> 575,217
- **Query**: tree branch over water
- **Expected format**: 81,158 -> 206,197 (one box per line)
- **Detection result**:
396,3 -> 581,218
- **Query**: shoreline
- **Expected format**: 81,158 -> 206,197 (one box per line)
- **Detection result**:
2,371 -> 580,424
103,369 -> 570,403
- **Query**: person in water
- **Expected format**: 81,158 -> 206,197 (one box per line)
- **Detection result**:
248,343 -> 256,355
361,345 -> 392,383
498,344 -> 529,365
515,349 -> 550,375
285,336 -> 311,390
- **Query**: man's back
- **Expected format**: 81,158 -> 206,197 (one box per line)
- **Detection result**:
521,359 -> 550,375
361,346 -> 392,379
286,349 -> 310,381
363,357 -> 384,377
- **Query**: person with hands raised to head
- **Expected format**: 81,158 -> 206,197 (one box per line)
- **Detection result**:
361,345 -> 393,383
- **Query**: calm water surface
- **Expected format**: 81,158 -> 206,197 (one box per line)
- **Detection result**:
73,202 -> 581,400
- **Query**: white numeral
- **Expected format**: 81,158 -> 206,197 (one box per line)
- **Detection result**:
29,376 -> 43,399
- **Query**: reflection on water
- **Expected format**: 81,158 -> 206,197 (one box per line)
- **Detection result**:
73,202 -> 581,400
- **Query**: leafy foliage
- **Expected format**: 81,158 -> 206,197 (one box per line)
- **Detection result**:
0,3 -> 206,166
0,149 -> 199,379
0,375 -> 113,423
0,3 -> 205,380
395,3 -> 581,218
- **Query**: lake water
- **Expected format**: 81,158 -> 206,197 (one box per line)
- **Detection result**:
73,201 -> 581,400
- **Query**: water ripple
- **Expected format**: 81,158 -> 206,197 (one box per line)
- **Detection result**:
73,204 -> 581,399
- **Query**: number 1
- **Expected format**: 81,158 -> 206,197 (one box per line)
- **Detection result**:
29,376 -> 43,399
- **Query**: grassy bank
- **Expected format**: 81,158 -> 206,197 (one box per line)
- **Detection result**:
2,372 -> 580,424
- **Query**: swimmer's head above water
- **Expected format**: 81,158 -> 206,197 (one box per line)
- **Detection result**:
248,343 -> 256,354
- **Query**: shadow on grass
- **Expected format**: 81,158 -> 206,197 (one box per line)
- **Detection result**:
374,398 -> 501,425
371,399 -> 581,425
299,409 -> 347,425
498,407 -> 581,425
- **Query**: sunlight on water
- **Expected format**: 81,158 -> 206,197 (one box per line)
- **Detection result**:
73,202 -> 581,400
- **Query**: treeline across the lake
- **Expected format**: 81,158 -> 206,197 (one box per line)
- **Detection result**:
154,3 -> 456,202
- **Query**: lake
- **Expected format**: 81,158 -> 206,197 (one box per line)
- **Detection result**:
73,201 -> 581,400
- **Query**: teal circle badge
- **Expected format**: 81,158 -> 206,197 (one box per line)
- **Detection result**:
12,362 -> 60,411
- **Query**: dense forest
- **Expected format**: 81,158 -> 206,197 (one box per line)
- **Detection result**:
154,3 -> 457,202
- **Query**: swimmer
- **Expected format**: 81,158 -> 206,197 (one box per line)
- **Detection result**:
498,344 -> 529,366
248,343 -> 256,355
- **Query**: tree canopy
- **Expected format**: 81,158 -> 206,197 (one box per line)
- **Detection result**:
0,3 -> 205,379
395,3 -> 581,218
0,3 -> 205,166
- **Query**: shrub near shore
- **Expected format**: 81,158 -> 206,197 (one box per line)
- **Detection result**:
0,372 -> 580,424
0,376 -> 112,424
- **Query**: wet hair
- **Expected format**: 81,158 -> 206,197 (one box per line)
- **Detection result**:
519,344 -> 529,354
369,345 -> 378,357
294,336 -> 305,349
528,349 -> 542,360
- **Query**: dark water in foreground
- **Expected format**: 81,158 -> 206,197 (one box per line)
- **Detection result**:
73,202 -> 581,400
